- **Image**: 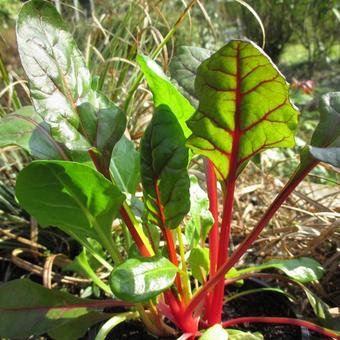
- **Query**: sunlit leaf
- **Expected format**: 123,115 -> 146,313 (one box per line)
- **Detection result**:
199,324 -> 229,340
188,247 -> 210,284
137,54 -> 195,138
109,256 -> 177,302
15,160 -> 125,261
187,40 -> 299,181
0,279 -> 110,338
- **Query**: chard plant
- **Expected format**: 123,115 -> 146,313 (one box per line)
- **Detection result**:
0,1 -> 339,339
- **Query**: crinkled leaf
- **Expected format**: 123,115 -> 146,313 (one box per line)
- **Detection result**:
227,329 -> 264,339
199,324 -> 229,340
0,106 -> 68,160
170,46 -> 212,107
0,279 -> 110,338
141,105 -> 190,229
188,247 -> 210,284
137,54 -> 195,138
186,175 -> 214,248
109,256 -> 177,302
16,0 -> 92,149
15,160 -> 125,258
308,92 -> 340,168
235,257 -> 324,283
110,136 -> 140,194
187,40 -> 299,181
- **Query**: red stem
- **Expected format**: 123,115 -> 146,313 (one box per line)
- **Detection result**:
119,206 -> 151,257
185,161 -> 318,319
154,181 -> 183,297
208,178 -> 236,325
206,159 -> 219,277
205,159 -> 219,321
221,317 -> 339,339
208,43 -> 242,325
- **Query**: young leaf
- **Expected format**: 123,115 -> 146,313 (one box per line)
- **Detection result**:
308,92 -> 340,168
137,54 -> 195,138
16,0 -> 92,149
15,160 -> 125,261
0,279 -> 111,338
170,46 -> 212,107
186,40 -> 299,181
227,329 -> 264,339
141,105 -> 190,229
64,245 -> 111,294
109,256 -> 178,302
188,247 -> 210,284
185,175 -> 214,248
199,324 -> 229,340
110,136 -> 140,194
303,286 -> 340,331
0,106 -> 68,160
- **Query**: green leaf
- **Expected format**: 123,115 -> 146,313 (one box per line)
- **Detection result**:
48,312 -> 110,340
186,40 -> 299,181
109,256 -> 177,302
303,286 -> 340,331
186,175 -> 214,248
110,136 -> 140,194
0,279 -> 110,338
235,257 -> 324,283
16,0 -> 92,149
141,105 -> 190,229
227,329 -> 264,339
64,245 -> 111,294
0,106 -> 68,160
188,247 -> 210,284
15,160 -> 125,262
308,92 -> 340,167
199,324 -> 229,340
137,54 -> 195,138
170,46 -> 212,107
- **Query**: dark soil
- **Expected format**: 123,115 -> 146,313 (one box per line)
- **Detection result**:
100,279 -> 311,340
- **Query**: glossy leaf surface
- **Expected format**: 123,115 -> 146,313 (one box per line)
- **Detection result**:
187,40 -> 299,181
109,256 -> 177,302
141,105 -> 190,229
0,106 -> 68,160
170,46 -> 212,107
199,324 -> 229,340
15,160 -> 125,256
0,279 -> 110,338
137,54 -> 195,138
309,92 -> 340,167
17,0 -> 92,149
